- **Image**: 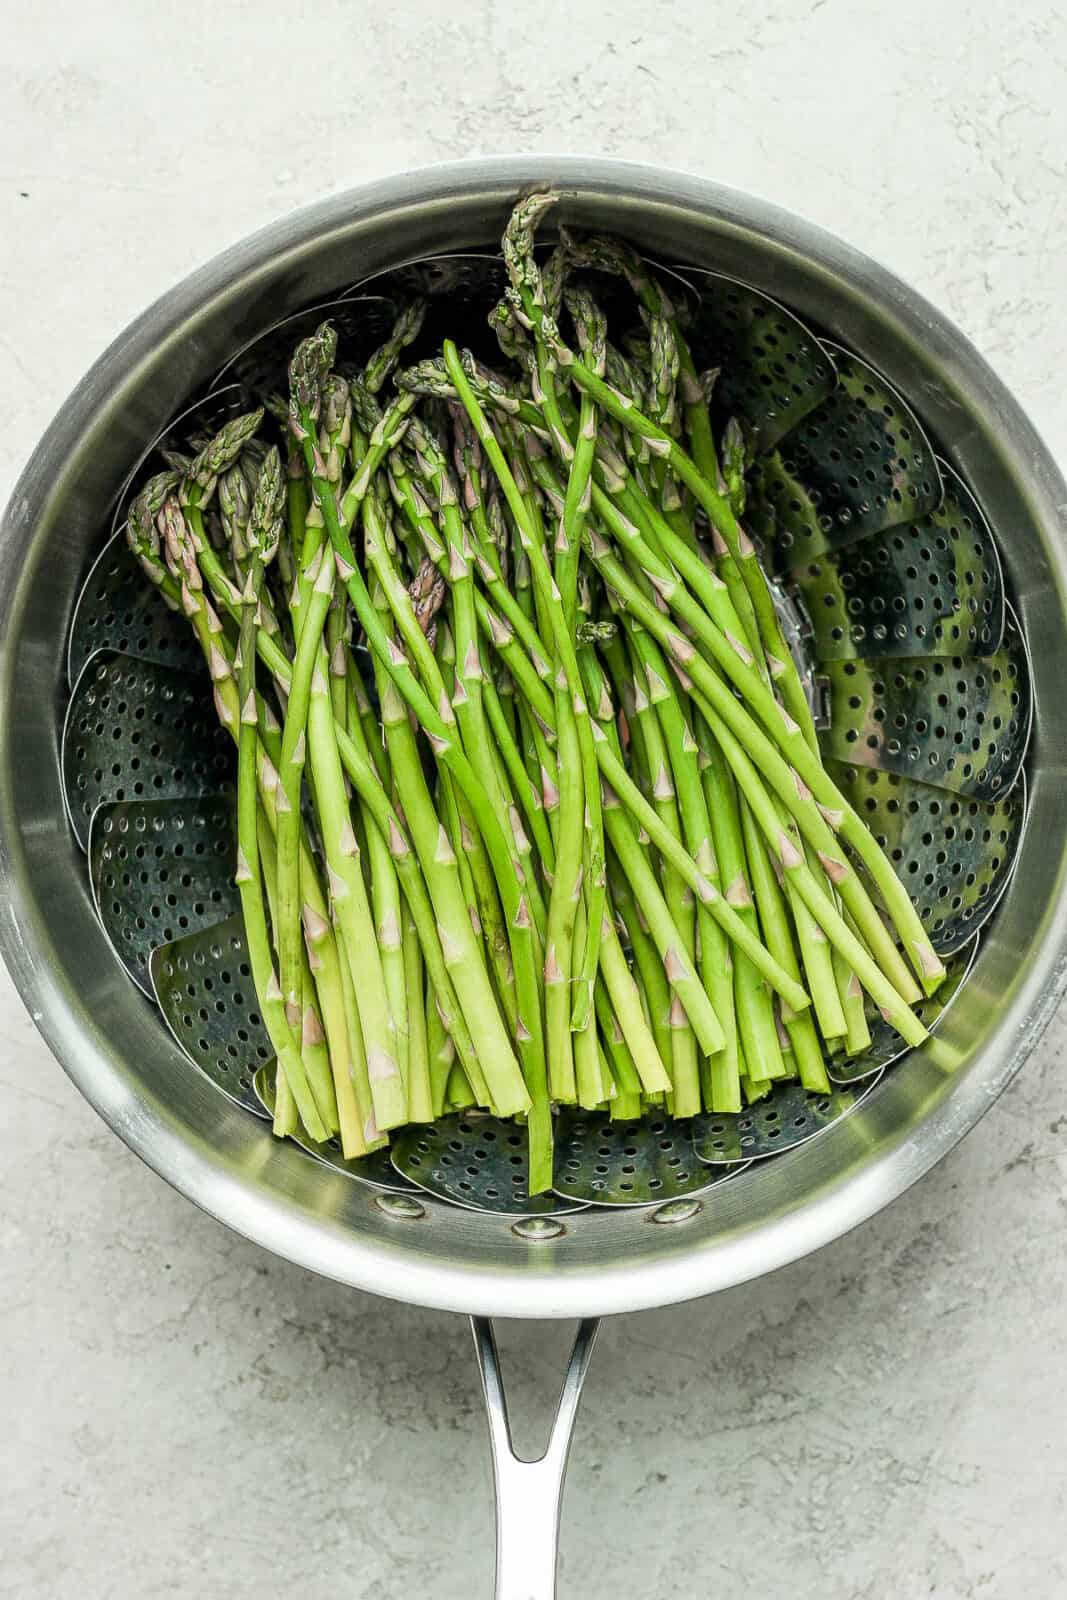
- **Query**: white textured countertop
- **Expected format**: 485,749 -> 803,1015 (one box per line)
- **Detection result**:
3,4 -> 1066,1596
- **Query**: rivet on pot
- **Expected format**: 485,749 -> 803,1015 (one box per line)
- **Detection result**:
511,1216 -> 566,1242
649,1197 -> 703,1225
374,1192 -> 426,1220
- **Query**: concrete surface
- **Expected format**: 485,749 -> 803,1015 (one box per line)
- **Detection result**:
2,3 -> 1066,1596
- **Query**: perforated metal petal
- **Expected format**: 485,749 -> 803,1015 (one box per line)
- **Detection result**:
792,461 -> 1005,660
552,1113 -> 747,1205
149,913 -> 271,1115
828,937 -> 978,1085
209,295 -> 400,397
691,1078 -> 877,1165
818,608 -> 1031,800
826,761 -> 1026,953
88,796 -> 239,995
62,652 -> 233,851
68,530 -> 204,689
252,1068 -> 418,1191
747,343 -> 942,572
390,1115 -> 588,1215
354,252 -> 506,309
677,271 -> 837,451
351,253 -> 515,370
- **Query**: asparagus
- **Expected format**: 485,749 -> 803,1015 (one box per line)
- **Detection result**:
363,298 -> 428,395
739,799 -> 831,1094
566,368 -> 941,991
372,658 -> 533,1120
426,985 -> 456,1118
492,202 -> 941,994
305,624 -> 407,1131
488,221 -> 611,1029
402,902 -> 433,1123
615,630 -> 702,1117
212,464 -> 332,1143
623,627 -> 740,1113
119,191 -> 942,1193
153,495 -> 344,1139
293,347 -> 549,1100
695,715 -> 779,1104
279,356 -> 407,1131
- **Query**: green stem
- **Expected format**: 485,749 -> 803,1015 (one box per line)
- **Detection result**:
583,534 -> 923,1005
621,630 -> 701,1117
597,911 -> 673,1095
623,626 -> 740,1113
331,687 -> 490,1106
403,903 -> 432,1122
555,352 -> 942,995
374,662 -> 532,1119
427,985 -> 457,1118
443,342 -> 606,1033
740,799 -> 830,1092
482,669 -> 555,871
593,979 -> 645,1118
572,899 -> 608,1109
543,679 -> 582,1104
229,517 -> 328,1143
305,612 -> 406,1130
601,786 -> 725,1056
607,857 -> 675,1082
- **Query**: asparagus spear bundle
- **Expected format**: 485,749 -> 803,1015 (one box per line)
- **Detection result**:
124,192 -> 944,1194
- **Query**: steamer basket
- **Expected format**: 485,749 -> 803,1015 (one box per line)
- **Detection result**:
1,159 -> 1063,1329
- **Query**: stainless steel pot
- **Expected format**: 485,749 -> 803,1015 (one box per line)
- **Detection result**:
2,157 -> 1064,1598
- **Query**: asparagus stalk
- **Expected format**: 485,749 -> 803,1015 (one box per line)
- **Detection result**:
482,668 -> 556,870
694,716 -> 779,1103
427,984 -> 457,1118
544,678 -> 583,1103
496,212 -> 610,1032
739,799 -> 831,1093
597,910 -> 673,1095
304,593 -> 406,1130
371,659 -> 533,1121
444,340 -> 609,1030
222,463 -> 331,1142
606,856 -> 675,1086
622,627 -> 740,1112
363,298 -> 428,395
593,981 -> 645,1119
437,761 -> 517,1035
601,774 -> 725,1056
402,902 -> 433,1123
618,629 -> 702,1117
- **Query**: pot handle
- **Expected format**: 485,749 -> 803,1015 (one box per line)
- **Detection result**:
470,1316 -> 601,1600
